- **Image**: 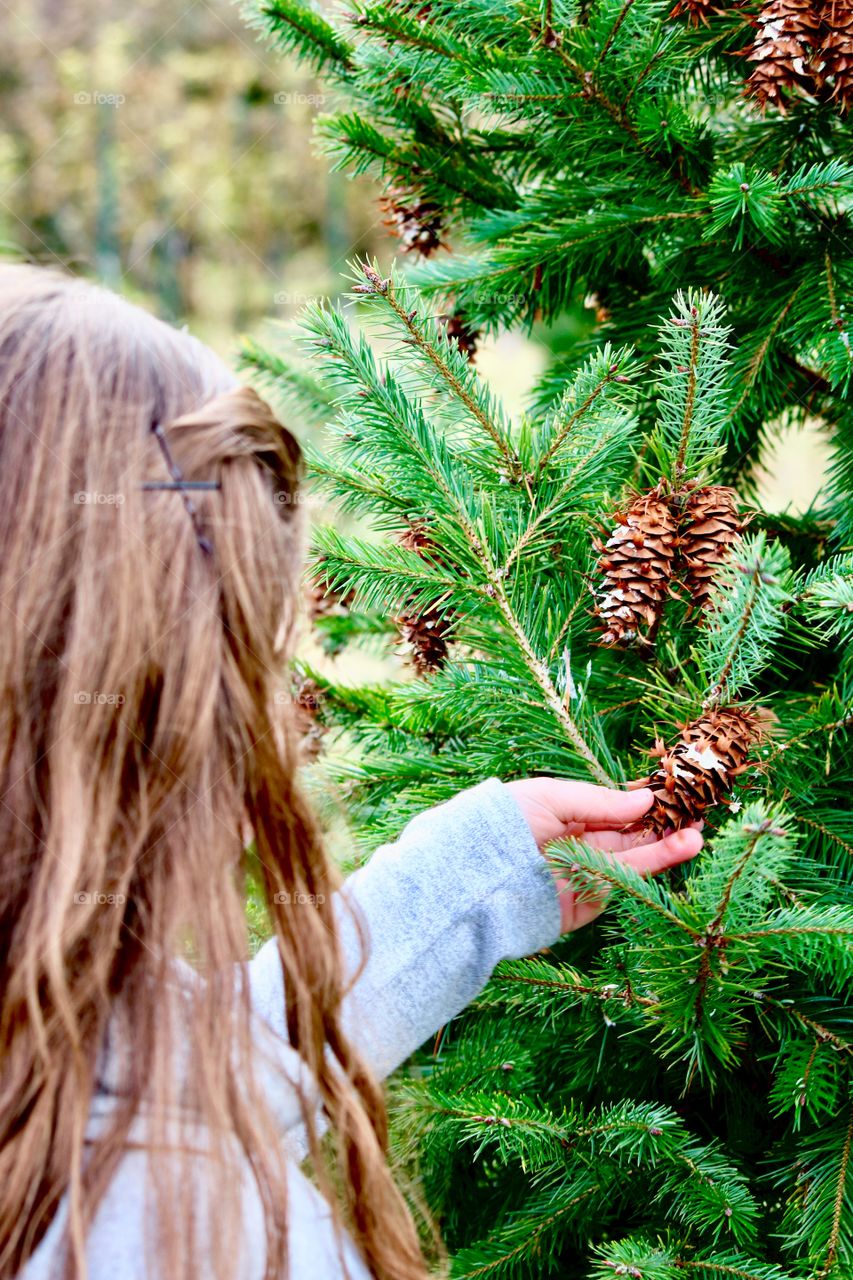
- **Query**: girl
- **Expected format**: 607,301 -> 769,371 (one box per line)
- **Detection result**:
0,264 -> 701,1280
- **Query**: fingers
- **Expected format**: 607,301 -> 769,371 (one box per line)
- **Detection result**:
583,828 -> 657,853
532,779 -> 655,829
617,825 -> 703,877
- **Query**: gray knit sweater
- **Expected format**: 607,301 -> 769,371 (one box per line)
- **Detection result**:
23,778 -> 562,1279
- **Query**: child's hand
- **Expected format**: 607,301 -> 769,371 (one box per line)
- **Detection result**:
504,777 -> 702,933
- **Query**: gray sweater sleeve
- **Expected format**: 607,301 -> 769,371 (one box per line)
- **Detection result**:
249,777 -> 562,1080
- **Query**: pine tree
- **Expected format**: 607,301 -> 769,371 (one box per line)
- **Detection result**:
241,266 -> 853,1277
241,0 -> 853,517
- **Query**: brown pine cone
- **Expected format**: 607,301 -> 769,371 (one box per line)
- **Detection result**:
292,673 -> 328,762
743,0 -> 823,108
680,485 -> 747,619
670,0 -> 723,25
819,0 -> 853,109
593,483 -> 680,648
379,189 -> 445,257
396,608 -> 453,673
396,522 -> 455,672
638,705 -> 766,834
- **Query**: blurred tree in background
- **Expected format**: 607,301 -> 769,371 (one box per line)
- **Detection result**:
0,0 -> 381,350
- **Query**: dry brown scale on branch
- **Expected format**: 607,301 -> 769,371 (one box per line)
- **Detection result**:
291,673 -> 328,763
637,705 -> 767,834
438,311 -> 480,363
680,484 -> 747,618
593,482 -> 680,648
379,188 -> 445,257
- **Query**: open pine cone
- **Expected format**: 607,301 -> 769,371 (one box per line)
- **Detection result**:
593,483 -> 679,647
744,0 -> 823,107
396,608 -> 453,673
680,485 -> 746,618
292,673 -> 328,763
670,0 -> 723,24
396,523 -> 455,672
821,0 -> 853,110
637,705 -> 766,835
379,189 -> 445,256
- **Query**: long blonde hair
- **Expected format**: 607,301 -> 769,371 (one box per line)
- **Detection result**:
0,264 -> 429,1280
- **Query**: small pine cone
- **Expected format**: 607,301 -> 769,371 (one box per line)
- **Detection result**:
292,674 -> 328,762
396,608 -> 453,673
819,0 -> 853,110
438,312 -> 480,362
396,523 -> 456,672
743,0 -> 823,108
670,0 -> 720,25
639,705 -> 766,834
593,483 -> 679,648
399,520 -> 439,557
680,485 -> 747,619
379,189 -> 445,257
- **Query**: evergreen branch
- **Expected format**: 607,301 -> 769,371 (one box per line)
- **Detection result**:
758,993 -> 853,1058
548,45 -> 698,196
796,815 -> 853,862
826,249 -> 853,372
454,1188 -> 600,1279
730,284 -> 803,419
238,336 -> 337,427
732,926 -> 853,940
547,593 -> 588,662
677,309 -> 702,478
819,1103 -> 853,1279
697,534 -> 792,707
594,1241 -> 797,1280
488,960 -> 658,1009
675,1259 -> 797,1280
594,0 -> 639,69
692,827 -> 765,1025
241,0 -> 354,74
489,574 -> 615,784
533,345 -> 636,475
705,568 -> 760,707
551,842 -> 701,936
650,290 -> 732,484
353,262 -> 520,476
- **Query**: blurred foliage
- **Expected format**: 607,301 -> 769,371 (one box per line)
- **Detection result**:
0,0 -> 382,352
